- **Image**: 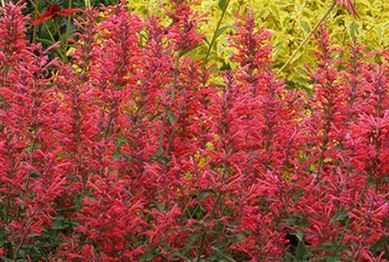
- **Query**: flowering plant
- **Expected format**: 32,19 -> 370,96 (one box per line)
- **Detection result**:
0,1 -> 387,261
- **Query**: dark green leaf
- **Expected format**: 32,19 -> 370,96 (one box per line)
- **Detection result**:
218,0 -> 228,11
216,25 -> 232,39
173,251 -> 190,261
295,241 -> 312,261
184,233 -> 201,252
36,37 -> 55,46
140,249 -> 159,261
166,107 -> 176,125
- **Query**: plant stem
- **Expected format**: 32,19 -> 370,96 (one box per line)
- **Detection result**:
31,0 -> 39,44
278,0 -> 337,74
1,0 -> 5,8
84,0 -> 91,9
64,0 -> 73,56
53,17 -> 68,62
163,55 -> 181,155
27,0 -> 66,60
203,0 -> 231,66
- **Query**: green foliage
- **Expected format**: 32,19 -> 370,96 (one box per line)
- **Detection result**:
0,213 -> 78,260
127,0 -> 389,89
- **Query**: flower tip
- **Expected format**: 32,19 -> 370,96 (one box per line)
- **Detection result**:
31,14 -> 51,26
335,0 -> 360,19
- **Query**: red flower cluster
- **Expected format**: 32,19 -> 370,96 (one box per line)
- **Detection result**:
31,4 -> 82,26
0,2 -> 387,261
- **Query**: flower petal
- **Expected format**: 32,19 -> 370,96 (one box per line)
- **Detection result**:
57,8 -> 82,16
31,13 -> 53,26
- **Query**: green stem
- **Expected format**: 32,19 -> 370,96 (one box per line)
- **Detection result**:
31,0 -> 39,44
203,0 -> 231,66
28,0 -> 66,60
44,25 -> 66,60
1,0 -> 5,8
278,0 -> 337,74
64,0 -> 73,56
53,18 -> 68,62
196,190 -> 224,262
84,0 -> 91,9
146,0 -> 150,15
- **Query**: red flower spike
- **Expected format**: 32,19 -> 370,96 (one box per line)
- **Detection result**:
31,4 -> 82,26
335,0 -> 360,19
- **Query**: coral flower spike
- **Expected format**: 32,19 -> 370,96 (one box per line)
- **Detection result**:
335,0 -> 360,18
31,4 -> 82,26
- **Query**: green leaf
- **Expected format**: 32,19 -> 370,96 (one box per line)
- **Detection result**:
173,251 -> 190,261
184,233 -> 201,252
349,21 -> 359,38
330,210 -> 349,223
115,137 -> 127,146
140,249 -> 159,261
216,25 -> 232,39
165,107 -> 176,125
218,0 -> 228,11
370,235 -> 389,255
203,36 -> 210,46
52,217 -> 66,230
295,241 -> 312,261
300,20 -> 311,33
36,37 -> 55,46
154,201 -> 164,212
211,246 -> 237,262
326,256 -> 341,262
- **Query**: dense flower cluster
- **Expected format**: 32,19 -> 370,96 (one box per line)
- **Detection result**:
0,2 -> 387,261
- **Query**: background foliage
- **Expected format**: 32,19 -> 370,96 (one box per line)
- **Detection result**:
129,0 -> 389,88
